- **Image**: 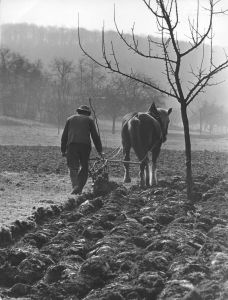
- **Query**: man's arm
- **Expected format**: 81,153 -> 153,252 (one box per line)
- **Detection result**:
61,120 -> 69,155
89,119 -> 103,154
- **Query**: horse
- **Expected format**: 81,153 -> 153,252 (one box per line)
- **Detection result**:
121,102 -> 172,187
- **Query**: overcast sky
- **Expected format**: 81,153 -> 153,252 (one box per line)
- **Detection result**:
1,0 -> 228,47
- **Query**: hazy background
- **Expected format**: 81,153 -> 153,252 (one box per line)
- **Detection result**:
0,0 -> 228,138
1,0 -> 228,47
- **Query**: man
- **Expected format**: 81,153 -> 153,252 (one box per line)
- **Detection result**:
61,105 -> 103,195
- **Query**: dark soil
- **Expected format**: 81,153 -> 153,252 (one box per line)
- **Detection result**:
0,146 -> 227,300
0,145 -> 226,178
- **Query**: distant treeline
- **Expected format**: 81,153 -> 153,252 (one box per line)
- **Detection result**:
0,23 -> 228,133
2,23 -> 227,87
0,47 -> 162,133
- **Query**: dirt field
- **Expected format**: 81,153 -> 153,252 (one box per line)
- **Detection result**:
0,118 -> 228,299
0,117 -> 226,226
0,145 -> 227,299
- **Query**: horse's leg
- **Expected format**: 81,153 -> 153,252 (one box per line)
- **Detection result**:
122,125 -> 131,183
123,145 -> 131,183
140,160 -> 147,187
151,146 -> 161,185
144,156 -> 150,187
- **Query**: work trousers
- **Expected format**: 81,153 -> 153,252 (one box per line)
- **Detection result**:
67,143 -> 91,193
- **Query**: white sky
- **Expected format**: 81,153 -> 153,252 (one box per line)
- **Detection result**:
1,0 -> 228,47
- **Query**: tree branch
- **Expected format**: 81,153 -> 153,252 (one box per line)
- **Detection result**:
78,24 -> 177,98
186,59 -> 228,105
113,5 -> 176,63
181,0 -> 214,57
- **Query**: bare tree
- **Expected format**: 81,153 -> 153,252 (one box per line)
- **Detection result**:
0,48 -> 45,119
78,0 -> 228,200
50,58 -> 74,133
190,100 -> 225,134
75,58 -> 106,103
0,48 -> 11,115
102,74 -> 126,134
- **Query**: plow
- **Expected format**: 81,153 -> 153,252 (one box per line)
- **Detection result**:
88,145 -> 140,194
88,145 -> 151,195
88,147 -> 123,195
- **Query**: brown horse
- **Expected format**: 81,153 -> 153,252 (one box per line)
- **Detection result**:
121,102 -> 172,187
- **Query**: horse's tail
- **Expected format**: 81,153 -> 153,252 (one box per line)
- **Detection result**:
128,116 -> 145,162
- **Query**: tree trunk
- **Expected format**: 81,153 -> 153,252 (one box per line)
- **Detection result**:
112,115 -> 116,134
199,110 -> 202,135
57,111 -> 60,135
209,124 -> 213,135
57,94 -> 61,135
181,103 -> 193,201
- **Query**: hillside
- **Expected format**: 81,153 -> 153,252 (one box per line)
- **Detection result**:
1,23 -> 228,108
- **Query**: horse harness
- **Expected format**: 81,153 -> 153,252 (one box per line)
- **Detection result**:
131,110 -> 165,143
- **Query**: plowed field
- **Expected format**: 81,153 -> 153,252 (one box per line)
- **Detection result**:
0,145 -> 227,299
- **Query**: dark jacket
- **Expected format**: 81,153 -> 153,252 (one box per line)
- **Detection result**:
61,114 -> 102,154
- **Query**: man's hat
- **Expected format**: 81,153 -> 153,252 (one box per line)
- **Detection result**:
77,105 -> 91,115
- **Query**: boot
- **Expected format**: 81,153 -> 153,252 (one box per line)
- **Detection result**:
71,187 -> 82,195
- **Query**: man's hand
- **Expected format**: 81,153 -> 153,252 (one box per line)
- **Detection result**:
62,152 -> 67,157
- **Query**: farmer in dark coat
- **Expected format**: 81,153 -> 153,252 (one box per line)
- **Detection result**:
61,105 -> 103,195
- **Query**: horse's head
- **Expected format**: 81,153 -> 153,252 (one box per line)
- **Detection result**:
148,102 -> 172,142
